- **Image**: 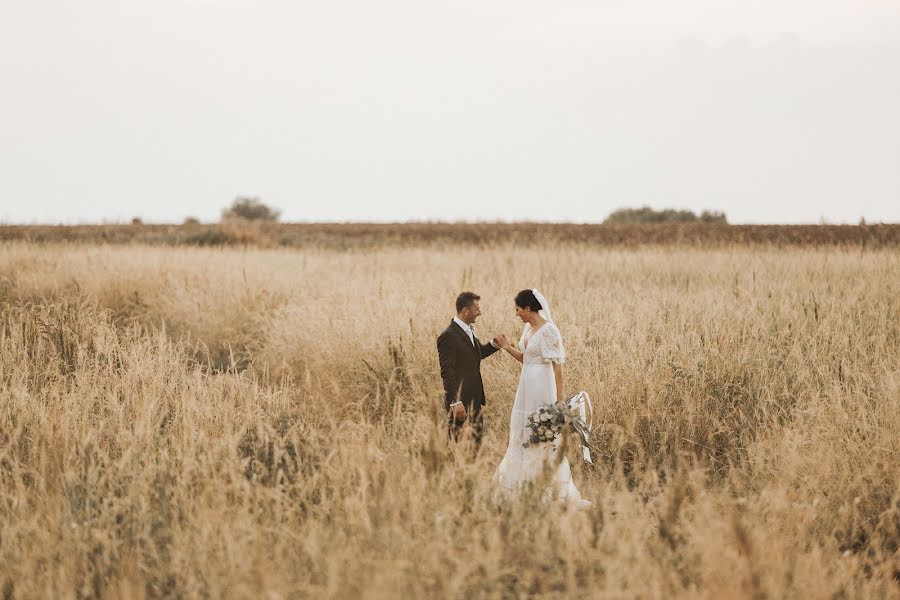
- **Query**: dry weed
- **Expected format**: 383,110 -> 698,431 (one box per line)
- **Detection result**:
0,242 -> 897,599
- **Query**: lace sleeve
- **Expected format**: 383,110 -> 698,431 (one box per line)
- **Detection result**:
539,324 -> 566,364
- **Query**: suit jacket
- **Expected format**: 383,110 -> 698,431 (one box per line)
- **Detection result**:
436,320 -> 500,412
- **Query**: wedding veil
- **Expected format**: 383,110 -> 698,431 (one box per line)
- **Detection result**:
518,288 -> 555,346
531,289 -> 554,325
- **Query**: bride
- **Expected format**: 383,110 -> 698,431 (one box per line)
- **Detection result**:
493,289 -> 590,507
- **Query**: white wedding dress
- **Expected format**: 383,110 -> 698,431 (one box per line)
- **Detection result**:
493,319 -> 590,508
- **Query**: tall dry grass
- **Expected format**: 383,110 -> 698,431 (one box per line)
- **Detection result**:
0,242 -> 898,599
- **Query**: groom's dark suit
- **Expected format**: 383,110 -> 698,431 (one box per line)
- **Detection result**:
437,320 -> 500,446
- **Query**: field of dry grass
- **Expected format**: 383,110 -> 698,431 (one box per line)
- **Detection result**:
1,222 -> 898,249
0,240 -> 898,599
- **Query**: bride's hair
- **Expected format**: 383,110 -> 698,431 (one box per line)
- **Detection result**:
514,289 -> 542,312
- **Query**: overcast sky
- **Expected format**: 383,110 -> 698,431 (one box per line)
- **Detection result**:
1,0 -> 899,224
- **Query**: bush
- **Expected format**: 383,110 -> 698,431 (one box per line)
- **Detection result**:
700,210 -> 728,223
180,223 -> 267,247
221,197 -> 281,222
605,206 -> 728,224
181,226 -> 238,246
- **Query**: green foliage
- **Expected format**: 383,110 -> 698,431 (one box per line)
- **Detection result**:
221,196 -> 281,222
605,206 -> 728,224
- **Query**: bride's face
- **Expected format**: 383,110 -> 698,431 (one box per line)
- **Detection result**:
514,304 -> 532,323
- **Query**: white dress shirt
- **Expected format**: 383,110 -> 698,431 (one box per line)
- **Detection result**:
453,316 -> 476,346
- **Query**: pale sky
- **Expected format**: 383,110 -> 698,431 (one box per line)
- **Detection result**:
1,0 -> 899,224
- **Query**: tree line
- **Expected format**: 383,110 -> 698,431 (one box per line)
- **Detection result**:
181,198 -> 730,225
604,206 -> 727,224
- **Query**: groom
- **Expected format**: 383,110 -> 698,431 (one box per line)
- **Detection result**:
436,291 -> 501,448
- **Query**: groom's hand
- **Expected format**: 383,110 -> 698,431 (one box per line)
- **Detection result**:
451,402 -> 467,421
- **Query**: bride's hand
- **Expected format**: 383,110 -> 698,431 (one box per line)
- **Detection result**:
497,333 -> 512,350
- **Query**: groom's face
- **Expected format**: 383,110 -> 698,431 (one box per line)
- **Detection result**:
461,300 -> 481,324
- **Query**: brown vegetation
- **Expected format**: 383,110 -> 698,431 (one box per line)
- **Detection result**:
221,197 -> 282,222
0,222 -> 898,249
0,241 -> 898,598
604,206 -> 728,224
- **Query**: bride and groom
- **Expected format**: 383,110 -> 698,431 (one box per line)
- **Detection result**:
436,290 -> 589,507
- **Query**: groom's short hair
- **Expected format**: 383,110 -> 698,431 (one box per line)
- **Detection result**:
456,291 -> 480,313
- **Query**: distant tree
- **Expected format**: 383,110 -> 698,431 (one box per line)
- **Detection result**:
221,197 -> 281,222
183,217 -> 201,225
131,217 -> 143,225
700,210 -> 728,224
604,206 -> 727,224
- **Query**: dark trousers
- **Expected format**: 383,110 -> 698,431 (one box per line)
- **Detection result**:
448,404 -> 484,448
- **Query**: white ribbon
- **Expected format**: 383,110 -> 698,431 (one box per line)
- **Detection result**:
566,391 -> 594,463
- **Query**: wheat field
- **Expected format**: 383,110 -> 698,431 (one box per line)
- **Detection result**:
0,241 -> 898,599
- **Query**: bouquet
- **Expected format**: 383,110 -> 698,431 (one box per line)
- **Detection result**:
522,393 -> 594,463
